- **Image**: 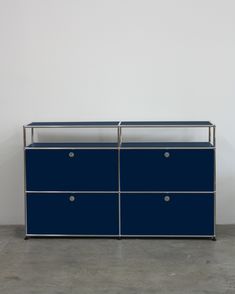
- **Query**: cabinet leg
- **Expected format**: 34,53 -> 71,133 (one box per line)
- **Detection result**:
24,236 -> 29,240
211,236 -> 216,241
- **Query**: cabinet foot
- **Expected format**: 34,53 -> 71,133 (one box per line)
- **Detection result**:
24,236 -> 29,240
211,237 -> 216,241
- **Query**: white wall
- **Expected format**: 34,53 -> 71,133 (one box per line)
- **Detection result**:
0,0 -> 234,224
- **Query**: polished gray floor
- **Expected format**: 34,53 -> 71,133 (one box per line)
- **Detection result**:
0,225 -> 235,294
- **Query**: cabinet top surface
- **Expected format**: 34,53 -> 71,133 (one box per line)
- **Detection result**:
120,121 -> 214,126
26,121 -> 120,127
26,142 -> 214,148
25,121 -> 214,127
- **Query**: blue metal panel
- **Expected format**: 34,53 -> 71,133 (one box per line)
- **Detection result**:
121,149 -> 214,191
27,121 -> 120,127
27,193 -> 119,235
121,193 -> 214,236
26,121 -> 213,127
121,142 -> 213,148
26,149 -> 118,191
121,121 -> 213,126
27,142 -> 118,148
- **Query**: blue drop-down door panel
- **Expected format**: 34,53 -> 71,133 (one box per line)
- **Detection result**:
27,193 -> 119,235
26,149 -> 118,191
121,149 -> 215,191
121,193 -> 214,236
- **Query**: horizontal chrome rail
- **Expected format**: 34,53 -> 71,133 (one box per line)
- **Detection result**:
26,191 -> 119,194
26,234 -> 215,238
24,125 -> 120,129
26,191 -> 215,194
120,125 -> 215,128
25,147 -> 119,150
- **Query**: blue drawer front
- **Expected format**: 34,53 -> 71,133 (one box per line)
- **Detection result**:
27,193 -> 119,235
121,193 -> 214,236
121,149 -> 214,191
26,149 -> 118,191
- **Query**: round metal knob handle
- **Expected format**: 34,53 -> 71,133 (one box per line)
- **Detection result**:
69,195 -> 75,202
164,195 -> 170,202
69,152 -> 75,158
164,152 -> 170,158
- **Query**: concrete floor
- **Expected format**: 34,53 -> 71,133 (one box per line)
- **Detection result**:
0,226 -> 235,294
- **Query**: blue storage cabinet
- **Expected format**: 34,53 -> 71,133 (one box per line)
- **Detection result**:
24,121 -> 216,239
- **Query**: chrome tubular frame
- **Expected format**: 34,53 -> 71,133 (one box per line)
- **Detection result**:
23,126 -> 27,237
